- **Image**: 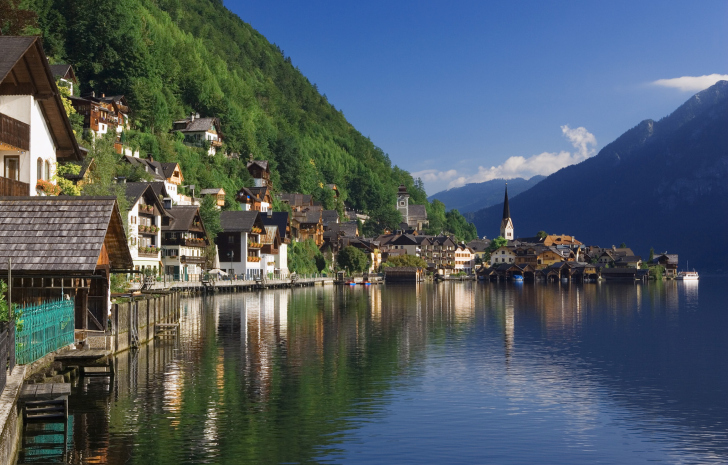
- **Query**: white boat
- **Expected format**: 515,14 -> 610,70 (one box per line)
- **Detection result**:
677,270 -> 699,280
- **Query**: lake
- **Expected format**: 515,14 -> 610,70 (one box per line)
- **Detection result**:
16,278 -> 728,464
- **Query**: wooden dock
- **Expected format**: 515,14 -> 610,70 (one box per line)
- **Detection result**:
19,383 -> 70,422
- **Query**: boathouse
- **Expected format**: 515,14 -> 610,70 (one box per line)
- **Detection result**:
0,197 -> 132,330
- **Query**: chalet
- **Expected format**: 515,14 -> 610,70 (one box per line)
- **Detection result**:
652,253 -> 678,278
161,204 -> 209,281
0,197 -> 132,331
122,156 -> 189,205
124,182 -> 169,274
388,234 -> 422,258
0,36 -> 83,196
537,247 -> 570,268
543,234 -> 583,248
49,64 -> 77,95
237,185 -> 272,212
614,255 -> 642,269
291,207 -> 324,246
322,209 -> 340,228
262,211 -> 290,275
490,245 -> 516,266
247,159 -> 271,187
260,225 -> 283,277
68,93 -> 131,143
172,114 -> 223,155
466,239 -> 491,263
217,211 -> 266,279
200,188 -> 226,209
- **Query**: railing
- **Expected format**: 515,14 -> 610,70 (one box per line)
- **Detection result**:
15,299 -> 75,365
0,320 -> 16,394
0,176 -> 30,196
0,112 -> 30,151
181,255 -> 205,264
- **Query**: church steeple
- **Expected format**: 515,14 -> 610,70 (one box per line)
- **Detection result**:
500,184 -> 514,240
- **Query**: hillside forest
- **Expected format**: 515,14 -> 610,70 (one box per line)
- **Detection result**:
3,0 -> 477,260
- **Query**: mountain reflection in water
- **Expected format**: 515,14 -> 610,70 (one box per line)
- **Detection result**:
19,278 -> 728,464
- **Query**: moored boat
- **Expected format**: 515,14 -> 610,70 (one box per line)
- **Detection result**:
677,270 -> 699,280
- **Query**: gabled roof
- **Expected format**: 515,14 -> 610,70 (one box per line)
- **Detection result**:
408,204 -> 428,220
220,211 -> 261,233
49,64 -> 77,83
261,212 -> 289,241
322,209 -> 339,226
163,205 -> 205,235
0,37 -> 82,160
200,188 -> 225,195
174,116 -> 221,134
160,162 -> 181,179
466,239 -> 492,252
122,156 -> 166,181
0,196 -> 132,273
246,160 -> 269,171
124,182 -> 168,214
279,193 -> 313,207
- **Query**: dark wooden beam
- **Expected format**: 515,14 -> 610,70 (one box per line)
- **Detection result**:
0,83 -> 35,95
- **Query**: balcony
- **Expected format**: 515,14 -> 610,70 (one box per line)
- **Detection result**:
138,225 -> 160,235
0,176 -> 29,196
0,112 -> 30,151
181,255 -> 206,265
137,246 -> 159,258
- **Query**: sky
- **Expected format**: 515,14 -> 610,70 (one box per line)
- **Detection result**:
225,1 -> 728,195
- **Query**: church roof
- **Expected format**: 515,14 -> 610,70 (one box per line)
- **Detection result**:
502,184 -> 511,220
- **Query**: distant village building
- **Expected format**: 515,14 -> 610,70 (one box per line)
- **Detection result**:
500,184 -> 514,240
124,182 -> 168,274
0,37 -> 83,196
217,211 -> 267,279
172,114 -> 223,155
49,64 -> 77,95
68,92 -> 133,156
200,187 -> 226,209
122,155 -> 190,205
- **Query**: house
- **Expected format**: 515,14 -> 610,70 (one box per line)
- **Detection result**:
280,193 -> 313,211
247,159 -> 271,187
291,207 -> 324,246
122,156 -> 191,205
124,182 -> 169,274
421,236 -> 458,272
200,188 -> 225,209
260,225 -> 284,277
172,114 -> 223,155
237,185 -> 272,212
466,239 -> 491,264
614,255 -> 642,269
262,211 -> 290,276
536,247 -> 570,268
322,209 -> 340,228
161,204 -> 209,281
0,36 -> 83,196
216,211 -> 267,279
341,237 -> 381,272
454,244 -> 475,274
652,253 -> 678,278
0,197 -> 132,331
49,64 -> 77,95
543,234 -> 583,248
68,93 -> 131,142
395,185 -> 428,231
490,245 -> 516,266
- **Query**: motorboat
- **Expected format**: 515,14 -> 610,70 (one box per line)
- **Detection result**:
677,270 -> 699,281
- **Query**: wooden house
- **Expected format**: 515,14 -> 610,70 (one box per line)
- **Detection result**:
68,93 -> 130,139
291,208 -> 324,246
260,225 -> 283,276
122,156 -> 189,205
262,211 -> 290,275
0,36 -> 83,196
279,193 -> 313,211
0,197 -> 132,331
237,185 -> 272,212
247,159 -> 271,187
652,253 -> 678,278
161,204 -> 209,281
49,64 -> 77,95
200,188 -> 226,209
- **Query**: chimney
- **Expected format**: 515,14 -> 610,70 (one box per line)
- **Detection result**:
163,198 -> 172,210
116,176 -> 126,184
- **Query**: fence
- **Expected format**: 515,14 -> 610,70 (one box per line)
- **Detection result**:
0,320 -> 15,394
15,299 -> 75,365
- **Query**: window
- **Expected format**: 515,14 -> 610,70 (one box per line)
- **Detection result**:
4,156 -> 19,181
45,160 -> 51,180
228,235 -> 235,244
37,158 -> 43,181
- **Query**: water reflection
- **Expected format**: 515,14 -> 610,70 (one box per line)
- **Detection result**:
20,279 -> 728,464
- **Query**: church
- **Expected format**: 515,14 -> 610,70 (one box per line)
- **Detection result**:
396,185 -> 429,231
500,184 -> 514,240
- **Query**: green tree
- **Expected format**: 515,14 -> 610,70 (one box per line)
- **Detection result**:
537,230 -> 547,240
620,242 -> 627,248
383,254 -> 427,268
649,247 -> 655,262
337,246 -> 369,273
199,194 -> 221,241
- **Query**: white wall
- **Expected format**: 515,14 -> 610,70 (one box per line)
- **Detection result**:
29,99 -> 57,195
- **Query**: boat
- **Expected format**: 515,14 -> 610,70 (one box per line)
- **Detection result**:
513,275 -> 524,282
677,271 -> 699,281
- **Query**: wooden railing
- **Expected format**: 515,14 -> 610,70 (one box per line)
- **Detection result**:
0,176 -> 30,196
0,112 -> 30,151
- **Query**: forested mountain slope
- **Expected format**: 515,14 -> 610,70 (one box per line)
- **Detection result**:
25,0 -> 443,229
470,81 -> 728,271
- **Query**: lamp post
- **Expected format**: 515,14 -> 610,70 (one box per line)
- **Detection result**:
227,251 -> 233,280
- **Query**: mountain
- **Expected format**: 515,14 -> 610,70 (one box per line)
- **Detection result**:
428,176 -> 544,214
470,81 -> 728,271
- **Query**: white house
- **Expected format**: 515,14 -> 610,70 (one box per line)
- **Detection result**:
161,204 -> 209,281
216,211 -> 266,279
124,182 -> 168,274
454,244 -> 475,274
172,114 -> 223,155
490,246 -> 516,266
0,37 -> 83,196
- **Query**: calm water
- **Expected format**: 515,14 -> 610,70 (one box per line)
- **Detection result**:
17,278 -> 728,464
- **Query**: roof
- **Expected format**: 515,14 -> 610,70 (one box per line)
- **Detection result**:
279,193 -> 312,207
408,204 -> 427,220
200,188 -> 225,195
0,37 -> 82,160
163,206 -> 202,233
122,156 -> 166,181
49,64 -> 76,83
322,210 -> 339,225
261,212 -> 289,241
0,197 -> 132,273
246,160 -> 269,171
293,209 -> 322,224
502,184 -> 511,220
160,162 -> 180,179
220,211 -> 261,233
328,222 -> 358,237
175,116 -> 220,134
466,239 -> 492,252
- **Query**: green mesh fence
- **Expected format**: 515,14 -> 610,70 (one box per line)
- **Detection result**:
15,299 -> 75,365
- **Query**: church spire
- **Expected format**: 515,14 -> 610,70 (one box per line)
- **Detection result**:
500,183 -> 514,240
502,183 -> 510,220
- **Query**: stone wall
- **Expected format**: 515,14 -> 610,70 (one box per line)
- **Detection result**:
112,292 -> 180,354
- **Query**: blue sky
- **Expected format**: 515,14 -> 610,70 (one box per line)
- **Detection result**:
226,1 -> 728,195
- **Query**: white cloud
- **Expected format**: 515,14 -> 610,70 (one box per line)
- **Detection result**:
651,74 -> 728,92
411,168 -> 458,183
445,125 -> 597,189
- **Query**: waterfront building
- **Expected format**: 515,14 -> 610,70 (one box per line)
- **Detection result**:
262,211 -> 290,276
124,182 -> 168,274
217,211 -> 266,279
0,36 -> 83,196
161,204 -> 209,281
454,244 -> 475,274
490,245 -> 516,266
396,184 -> 429,231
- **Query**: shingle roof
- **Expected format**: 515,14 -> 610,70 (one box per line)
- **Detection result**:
279,193 -> 312,207
163,206 -> 200,232
246,160 -> 269,171
0,197 -> 132,273
49,64 -> 75,81
200,188 -> 224,195
220,211 -> 260,232
177,117 -> 219,133
466,239 -> 491,252
160,162 -> 179,179
322,210 -> 339,226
